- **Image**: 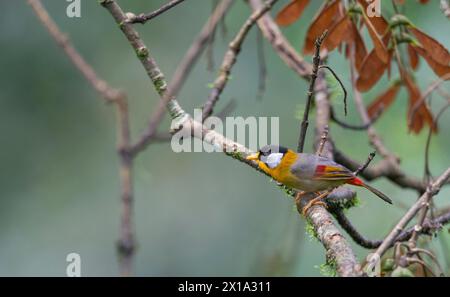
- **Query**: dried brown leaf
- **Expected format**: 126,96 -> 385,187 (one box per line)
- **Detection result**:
356,49 -> 389,92
408,44 -> 420,70
361,10 -> 389,63
405,74 -> 436,133
415,46 -> 450,78
367,83 -> 401,119
323,15 -> 353,52
410,27 -> 450,66
275,0 -> 310,27
303,0 -> 341,55
351,23 -> 368,72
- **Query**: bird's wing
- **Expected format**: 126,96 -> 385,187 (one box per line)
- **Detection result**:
312,157 -> 355,181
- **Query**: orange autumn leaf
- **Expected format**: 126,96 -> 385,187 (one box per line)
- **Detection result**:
405,75 -> 436,133
415,46 -> 450,78
356,49 -> 390,92
367,82 -> 402,119
357,0 -> 389,36
323,15 -> 353,52
407,44 -> 419,70
360,9 -> 389,63
303,0 -> 342,55
409,27 -> 450,66
351,23 -> 368,72
275,0 -> 310,27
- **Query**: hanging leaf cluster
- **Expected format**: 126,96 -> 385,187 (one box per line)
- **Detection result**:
275,0 -> 449,133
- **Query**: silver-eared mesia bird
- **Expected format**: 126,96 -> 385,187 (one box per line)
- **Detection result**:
246,145 -> 392,210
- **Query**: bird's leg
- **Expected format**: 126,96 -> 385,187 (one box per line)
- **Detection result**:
301,190 -> 332,216
294,191 -> 307,205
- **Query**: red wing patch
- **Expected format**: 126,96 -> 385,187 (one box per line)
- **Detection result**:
314,165 -> 354,180
315,165 -> 327,174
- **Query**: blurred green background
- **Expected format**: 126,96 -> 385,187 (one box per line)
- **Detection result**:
0,0 -> 449,276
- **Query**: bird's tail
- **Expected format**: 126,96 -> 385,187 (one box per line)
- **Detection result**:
348,177 -> 393,204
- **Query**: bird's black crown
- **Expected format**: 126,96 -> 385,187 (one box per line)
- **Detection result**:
259,145 -> 288,156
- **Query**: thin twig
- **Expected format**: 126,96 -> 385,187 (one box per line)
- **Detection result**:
256,29 -> 267,100
334,208 -> 450,249
354,151 -> 376,176
169,0 -> 233,99
334,149 -> 428,193
27,0 -> 123,103
206,0 -> 219,72
316,125 -> 329,157
129,0 -> 186,24
202,0 -> 279,120
410,102 -> 450,247
248,0 -> 312,79
408,73 -> 450,130
330,105 -> 382,131
366,168 -> 450,270
297,30 -> 328,153
129,0 -> 234,156
318,65 -> 347,116
348,44 -> 401,170
424,102 -> 450,183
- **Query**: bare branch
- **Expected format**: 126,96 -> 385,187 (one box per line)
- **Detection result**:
366,168 -> 450,269
169,0 -> 234,99
349,51 -> 394,159
248,0 -> 312,79
256,29 -> 267,100
318,65 -> 348,116
128,0 -> 186,24
334,207 -> 450,249
330,105 -> 382,131
28,0 -> 135,276
27,0 -> 123,103
424,102 -> 450,182
297,31 -> 328,153
334,149 -> 428,193
296,194 -> 361,276
354,151 -> 376,176
202,0 -> 280,120
408,73 -> 450,130
316,125 -> 329,157
129,0 -> 234,156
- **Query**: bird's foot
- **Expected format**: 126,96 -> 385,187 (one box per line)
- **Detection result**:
301,191 -> 330,216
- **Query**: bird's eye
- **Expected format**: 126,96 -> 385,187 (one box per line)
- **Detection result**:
260,149 -> 271,156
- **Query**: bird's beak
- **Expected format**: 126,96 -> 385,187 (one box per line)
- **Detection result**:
246,153 -> 260,161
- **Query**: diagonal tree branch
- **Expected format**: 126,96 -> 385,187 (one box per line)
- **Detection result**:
334,150 -> 428,193
202,0 -> 279,120
129,0 -> 234,156
248,0 -> 312,79
333,207 -> 450,249
366,168 -> 450,270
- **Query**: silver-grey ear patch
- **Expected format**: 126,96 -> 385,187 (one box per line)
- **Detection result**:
265,153 -> 283,169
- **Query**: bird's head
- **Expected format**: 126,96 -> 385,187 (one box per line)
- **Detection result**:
246,145 -> 289,170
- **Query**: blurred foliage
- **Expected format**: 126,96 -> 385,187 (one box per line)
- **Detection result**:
0,0 -> 449,276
